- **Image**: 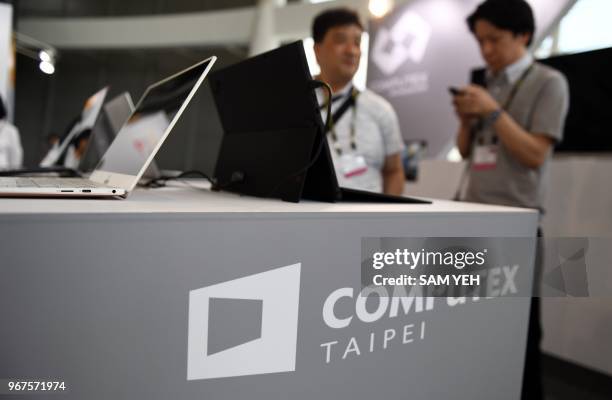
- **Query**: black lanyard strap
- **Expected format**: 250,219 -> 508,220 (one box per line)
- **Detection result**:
323,87 -> 360,155
501,63 -> 534,111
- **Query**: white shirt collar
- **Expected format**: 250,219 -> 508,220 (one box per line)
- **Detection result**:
487,52 -> 533,85
316,81 -> 353,106
334,82 -> 353,97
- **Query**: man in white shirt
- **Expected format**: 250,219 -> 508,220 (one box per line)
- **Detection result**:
0,96 -> 23,170
312,8 -> 405,195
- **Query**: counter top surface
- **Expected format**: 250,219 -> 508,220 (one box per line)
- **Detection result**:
0,180 -> 538,216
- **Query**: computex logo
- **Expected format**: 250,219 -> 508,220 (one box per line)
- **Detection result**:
187,263 -> 301,380
371,10 -> 432,75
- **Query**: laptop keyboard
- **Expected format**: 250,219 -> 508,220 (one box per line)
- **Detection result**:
0,177 -> 103,189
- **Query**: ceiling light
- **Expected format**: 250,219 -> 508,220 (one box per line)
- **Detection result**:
39,61 -> 55,75
39,50 -> 51,62
369,0 -> 394,18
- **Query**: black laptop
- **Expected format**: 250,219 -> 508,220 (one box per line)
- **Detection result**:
209,41 -> 429,204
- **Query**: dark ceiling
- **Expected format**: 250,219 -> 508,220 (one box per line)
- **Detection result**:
14,0 -> 265,18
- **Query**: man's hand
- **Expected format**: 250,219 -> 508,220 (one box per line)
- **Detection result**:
382,153 -> 405,196
453,102 -> 475,127
453,84 -> 500,118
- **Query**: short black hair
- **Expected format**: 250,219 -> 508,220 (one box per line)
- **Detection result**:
467,0 -> 535,46
312,7 -> 363,43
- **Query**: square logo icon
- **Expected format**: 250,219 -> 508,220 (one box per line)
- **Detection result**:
372,10 -> 432,75
187,263 -> 301,380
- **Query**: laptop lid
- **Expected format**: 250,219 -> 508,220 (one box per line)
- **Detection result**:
90,56 -> 217,192
78,92 -> 135,173
40,87 -> 109,167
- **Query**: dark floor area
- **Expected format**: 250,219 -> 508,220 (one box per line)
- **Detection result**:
543,354 -> 612,400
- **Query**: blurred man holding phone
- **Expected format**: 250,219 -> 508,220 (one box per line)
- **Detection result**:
451,1 -> 569,399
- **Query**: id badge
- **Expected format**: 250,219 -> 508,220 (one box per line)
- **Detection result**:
472,145 -> 498,170
339,154 -> 368,178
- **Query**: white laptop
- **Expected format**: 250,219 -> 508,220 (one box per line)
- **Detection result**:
0,56 -> 216,198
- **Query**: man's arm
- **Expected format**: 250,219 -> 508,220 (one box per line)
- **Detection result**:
452,94 -> 477,159
376,97 -> 406,195
382,152 -> 405,195
456,121 -> 473,159
454,83 -> 565,169
491,112 -> 554,168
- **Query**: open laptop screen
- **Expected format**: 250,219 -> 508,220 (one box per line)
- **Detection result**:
94,57 -> 215,179
40,87 -> 108,167
78,92 -> 134,173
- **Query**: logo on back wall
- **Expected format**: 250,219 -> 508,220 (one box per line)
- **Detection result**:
372,11 -> 432,75
187,263 -> 301,380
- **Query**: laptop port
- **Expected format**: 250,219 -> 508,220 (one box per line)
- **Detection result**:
60,190 -> 73,193
82,189 -> 91,193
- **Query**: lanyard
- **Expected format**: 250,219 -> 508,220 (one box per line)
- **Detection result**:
322,87 -> 360,156
501,63 -> 534,110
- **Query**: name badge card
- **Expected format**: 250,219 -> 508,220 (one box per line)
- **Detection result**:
339,154 -> 368,178
472,145 -> 498,170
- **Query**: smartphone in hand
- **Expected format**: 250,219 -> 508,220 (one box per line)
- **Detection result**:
448,87 -> 464,96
